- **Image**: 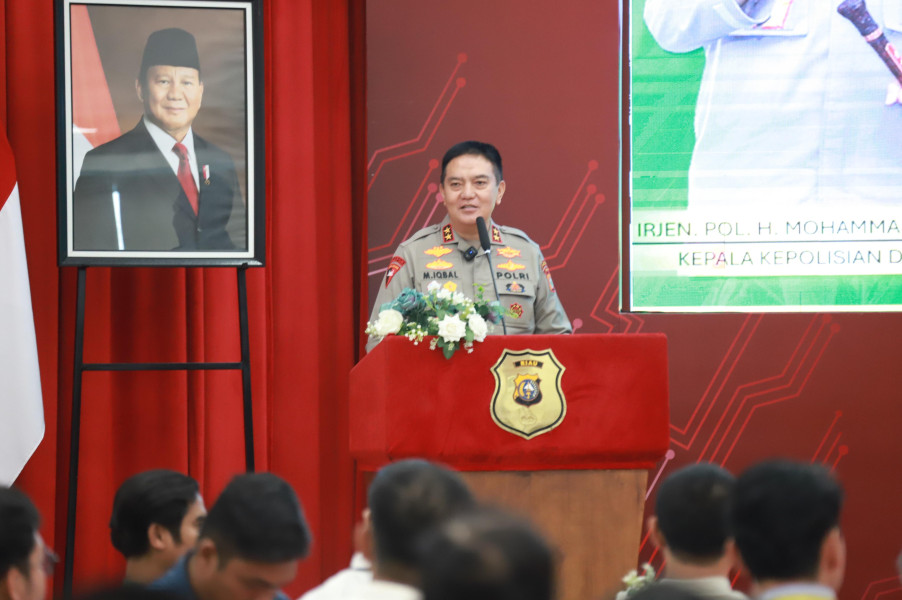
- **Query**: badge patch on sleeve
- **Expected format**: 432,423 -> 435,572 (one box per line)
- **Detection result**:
541,260 -> 556,293
385,256 -> 405,287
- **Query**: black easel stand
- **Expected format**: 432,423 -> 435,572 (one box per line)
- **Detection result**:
63,265 -> 255,600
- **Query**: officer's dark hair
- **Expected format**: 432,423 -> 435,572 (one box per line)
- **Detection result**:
418,507 -> 554,600
109,469 -> 200,558
731,460 -> 843,581
201,473 -> 311,564
0,486 -> 41,580
655,462 -> 735,563
368,459 -> 474,568
440,141 -> 503,184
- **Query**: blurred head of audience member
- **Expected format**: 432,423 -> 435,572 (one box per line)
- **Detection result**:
363,459 -> 475,587
649,463 -> 739,581
417,507 -> 554,600
110,469 -> 206,584
629,583 -> 707,600
150,472 -> 311,600
731,460 -> 845,596
0,486 -> 54,600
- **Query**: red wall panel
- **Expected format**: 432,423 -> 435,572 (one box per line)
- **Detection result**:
366,2 -> 902,598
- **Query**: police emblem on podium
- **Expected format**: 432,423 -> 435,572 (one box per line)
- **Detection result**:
490,349 -> 566,439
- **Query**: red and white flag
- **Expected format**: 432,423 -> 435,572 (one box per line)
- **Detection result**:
0,129 -> 44,486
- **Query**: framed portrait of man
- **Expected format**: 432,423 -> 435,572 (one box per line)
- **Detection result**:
56,0 -> 264,266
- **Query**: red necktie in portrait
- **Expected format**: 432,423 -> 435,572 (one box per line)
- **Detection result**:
172,142 -> 199,215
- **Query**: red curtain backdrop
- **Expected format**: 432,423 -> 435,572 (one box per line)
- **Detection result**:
4,0 -> 362,595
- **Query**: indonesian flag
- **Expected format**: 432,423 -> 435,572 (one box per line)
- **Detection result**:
0,129 -> 44,486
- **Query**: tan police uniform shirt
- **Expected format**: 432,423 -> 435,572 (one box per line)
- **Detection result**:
367,215 -> 571,351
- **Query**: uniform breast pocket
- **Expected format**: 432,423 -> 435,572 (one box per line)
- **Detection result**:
499,286 -> 536,334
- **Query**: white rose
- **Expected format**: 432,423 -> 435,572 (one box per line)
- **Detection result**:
373,309 -> 404,336
452,291 -> 468,304
427,281 -> 441,292
436,287 -> 453,300
468,313 -> 488,342
437,314 -> 467,343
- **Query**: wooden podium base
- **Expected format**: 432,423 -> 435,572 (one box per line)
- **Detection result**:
462,469 -> 648,600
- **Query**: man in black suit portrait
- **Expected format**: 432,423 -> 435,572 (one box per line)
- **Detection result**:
73,27 -> 245,252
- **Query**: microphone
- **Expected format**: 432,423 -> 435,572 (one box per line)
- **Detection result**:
463,246 -> 478,261
838,0 -> 902,85
476,217 -> 507,335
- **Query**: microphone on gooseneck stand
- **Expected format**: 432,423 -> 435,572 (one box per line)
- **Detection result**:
476,216 -> 507,335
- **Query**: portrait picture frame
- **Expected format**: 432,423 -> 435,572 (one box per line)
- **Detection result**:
55,0 -> 265,266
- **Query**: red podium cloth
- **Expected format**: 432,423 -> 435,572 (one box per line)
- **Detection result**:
350,334 -> 669,471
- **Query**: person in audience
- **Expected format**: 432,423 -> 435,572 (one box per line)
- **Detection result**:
731,460 -> 845,600
150,472 -> 311,600
417,506 -> 554,600
110,469 -> 207,584
0,486 -> 55,600
648,463 -> 745,600
300,459 -> 475,600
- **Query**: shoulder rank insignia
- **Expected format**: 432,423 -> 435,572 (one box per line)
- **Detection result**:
490,349 -> 567,440
497,259 -> 526,271
424,246 -> 452,257
442,224 -> 454,242
541,260 -> 556,293
491,225 -> 502,243
426,258 -> 453,270
385,256 -> 405,288
497,246 -> 521,258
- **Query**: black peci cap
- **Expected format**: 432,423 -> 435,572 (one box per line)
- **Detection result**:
140,28 -> 200,79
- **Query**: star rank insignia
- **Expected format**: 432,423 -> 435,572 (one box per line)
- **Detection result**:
497,246 -> 521,258
425,246 -> 453,257
491,225 -> 502,243
442,224 -> 454,242
497,259 -> 526,271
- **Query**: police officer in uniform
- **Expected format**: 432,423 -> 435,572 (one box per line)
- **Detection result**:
367,141 -> 571,351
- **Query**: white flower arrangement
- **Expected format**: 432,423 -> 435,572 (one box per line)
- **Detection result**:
614,563 -> 656,600
365,281 -> 504,359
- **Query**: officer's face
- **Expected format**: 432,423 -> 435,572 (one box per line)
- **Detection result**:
441,154 -> 505,235
138,65 -> 204,142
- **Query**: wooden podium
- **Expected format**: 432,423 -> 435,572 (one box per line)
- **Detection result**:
349,334 -> 669,600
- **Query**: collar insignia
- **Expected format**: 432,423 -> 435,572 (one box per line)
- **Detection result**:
491,225 -> 502,243
442,224 -> 454,243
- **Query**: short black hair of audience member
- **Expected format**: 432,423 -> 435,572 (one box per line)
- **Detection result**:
655,462 -> 735,563
731,460 -> 843,581
440,141 -> 503,184
202,472 -> 311,563
76,585 -> 187,600
110,469 -> 200,558
0,486 -> 40,579
418,507 -> 555,600
367,459 -> 474,569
